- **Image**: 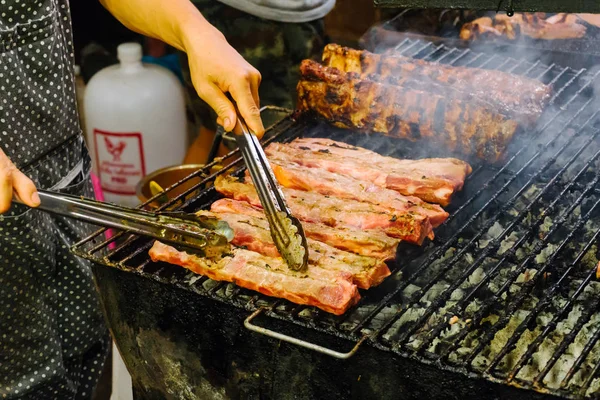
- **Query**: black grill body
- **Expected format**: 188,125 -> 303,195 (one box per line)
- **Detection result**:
77,38 -> 600,399
95,266 -> 561,400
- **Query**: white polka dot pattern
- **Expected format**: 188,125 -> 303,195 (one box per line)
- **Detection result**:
0,0 -> 110,398
0,0 -> 81,169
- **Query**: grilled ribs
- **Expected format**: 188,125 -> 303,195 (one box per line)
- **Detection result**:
197,210 -> 391,289
266,139 -> 471,206
214,175 -> 434,245
263,159 -> 449,226
322,44 -> 552,125
148,138 -> 474,314
149,242 -> 360,315
211,199 -> 399,260
297,59 -> 519,162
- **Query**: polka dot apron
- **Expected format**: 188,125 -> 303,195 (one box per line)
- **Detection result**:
0,0 -> 110,398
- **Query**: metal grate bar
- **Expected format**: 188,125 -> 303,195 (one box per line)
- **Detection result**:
390,38 -> 411,53
409,41 -> 435,58
475,54 -> 498,69
462,176 -> 600,367
340,54 -> 586,335
551,68 -> 584,106
71,37 -> 600,399
493,57 -> 513,71
383,127 -> 600,349
421,44 -> 446,60
523,60 -> 543,76
508,226 -> 600,384
484,193 -> 600,373
394,39 -> 422,55
561,321 -> 600,389
435,163 -> 600,365
448,48 -> 473,65
115,241 -> 153,266
134,259 -> 151,272
412,132 -> 600,357
348,91 -> 598,335
580,339 -> 600,395
506,59 -> 526,74
433,47 -> 458,63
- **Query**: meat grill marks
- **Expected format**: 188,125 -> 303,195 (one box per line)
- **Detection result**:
291,137 -> 472,194
297,59 -> 519,163
214,175 -> 434,245
211,198 -> 399,260
196,210 -> 391,289
149,136 -> 471,313
264,159 -> 449,226
322,43 -> 552,125
266,139 -> 471,206
149,242 -> 360,315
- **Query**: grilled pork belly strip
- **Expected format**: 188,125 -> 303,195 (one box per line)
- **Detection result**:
322,44 -> 551,125
149,242 -> 360,315
297,59 -> 519,163
214,175 -> 433,244
197,210 -> 391,289
211,198 -> 399,260
260,159 -> 449,226
266,140 -> 470,206
290,138 -> 472,204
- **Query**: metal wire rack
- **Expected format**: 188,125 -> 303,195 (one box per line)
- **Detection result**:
73,39 -> 600,398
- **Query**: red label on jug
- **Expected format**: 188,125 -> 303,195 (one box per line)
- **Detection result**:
93,130 -> 146,195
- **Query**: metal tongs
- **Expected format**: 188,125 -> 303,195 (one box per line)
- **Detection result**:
16,190 -> 234,258
232,105 -> 309,271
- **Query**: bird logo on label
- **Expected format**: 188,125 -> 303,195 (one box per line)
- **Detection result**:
104,137 -> 127,162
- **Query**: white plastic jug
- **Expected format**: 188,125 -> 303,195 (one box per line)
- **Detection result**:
84,42 -> 187,207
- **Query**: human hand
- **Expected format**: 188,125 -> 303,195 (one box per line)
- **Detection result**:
0,148 -> 40,213
183,27 -> 265,138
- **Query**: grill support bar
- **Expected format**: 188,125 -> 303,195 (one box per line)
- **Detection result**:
244,308 -> 368,359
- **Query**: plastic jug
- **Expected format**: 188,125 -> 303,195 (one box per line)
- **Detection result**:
84,42 -> 187,207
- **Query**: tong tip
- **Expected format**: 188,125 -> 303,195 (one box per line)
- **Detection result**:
276,213 -> 309,271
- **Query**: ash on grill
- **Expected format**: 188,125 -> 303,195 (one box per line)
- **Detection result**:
74,37 -> 600,399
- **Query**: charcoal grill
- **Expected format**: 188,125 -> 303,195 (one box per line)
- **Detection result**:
76,38 -> 600,399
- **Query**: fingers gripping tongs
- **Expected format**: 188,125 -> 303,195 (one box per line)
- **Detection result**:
15,191 -> 234,258
232,107 -> 309,271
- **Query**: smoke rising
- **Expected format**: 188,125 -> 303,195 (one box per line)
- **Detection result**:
331,9 -> 600,166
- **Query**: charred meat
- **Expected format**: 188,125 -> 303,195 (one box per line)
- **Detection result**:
197,210 -> 391,289
460,13 -> 587,42
149,242 -> 360,315
148,138 -> 472,314
322,43 -> 552,126
214,175 -> 434,245
211,198 -> 399,260
268,138 -> 471,207
267,161 -> 448,226
297,59 -> 519,162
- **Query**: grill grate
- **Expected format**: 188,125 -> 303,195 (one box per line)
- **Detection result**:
73,39 -> 600,398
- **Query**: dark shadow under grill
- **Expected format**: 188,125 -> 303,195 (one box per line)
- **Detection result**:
74,39 -> 600,399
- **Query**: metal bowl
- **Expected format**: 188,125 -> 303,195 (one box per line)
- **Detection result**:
136,164 -> 205,208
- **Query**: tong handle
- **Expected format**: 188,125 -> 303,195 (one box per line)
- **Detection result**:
230,104 -> 309,271
19,189 -> 231,256
232,105 -> 289,240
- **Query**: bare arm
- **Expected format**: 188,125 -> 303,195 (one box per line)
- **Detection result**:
100,0 -> 264,136
1,0 -> 265,213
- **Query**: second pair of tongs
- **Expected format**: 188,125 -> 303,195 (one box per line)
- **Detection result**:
16,190 -> 234,258
232,107 -> 309,271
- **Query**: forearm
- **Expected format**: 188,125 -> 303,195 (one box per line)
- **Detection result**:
100,0 -> 265,136
99,0 -> 223,53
